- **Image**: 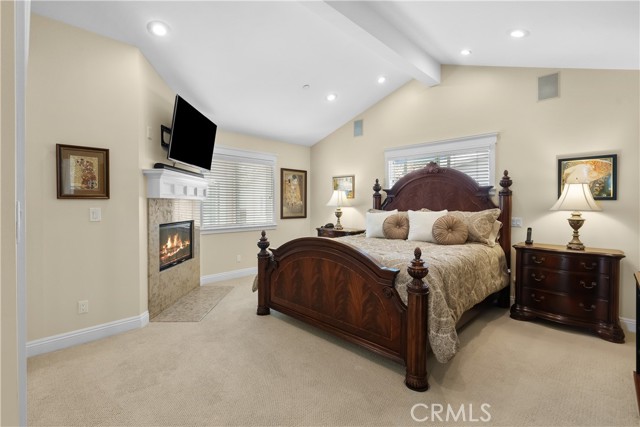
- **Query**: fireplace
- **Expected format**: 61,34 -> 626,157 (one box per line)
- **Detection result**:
159,220 -> 193,271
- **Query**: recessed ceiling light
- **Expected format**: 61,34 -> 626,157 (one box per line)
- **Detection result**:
302,84 -> 310,90
509,29 -> 529,39
147,21 -> 170,37
377,76 -> 387,84
460,49 -> 472,56
326,93 -> 338,102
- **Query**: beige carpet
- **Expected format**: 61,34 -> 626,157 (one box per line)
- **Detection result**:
28,276 -> 638,426
151,285 -> 233,322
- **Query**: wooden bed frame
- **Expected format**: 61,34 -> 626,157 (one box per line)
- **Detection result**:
256,163 -> 513,391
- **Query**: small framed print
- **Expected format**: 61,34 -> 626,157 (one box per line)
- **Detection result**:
281,168 -> 307,219
56,144 -> 110,199
332,175 -> 355,199
557,154 -> 617,200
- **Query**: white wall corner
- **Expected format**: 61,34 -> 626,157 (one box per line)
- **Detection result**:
26,311 -> 149,357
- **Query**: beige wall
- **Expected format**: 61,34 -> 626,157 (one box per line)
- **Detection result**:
26,15 -> 312,342
311,66 -> 639,322
27,16 -> 145,340
200,130 -> 311,277
1,1 -> 20,423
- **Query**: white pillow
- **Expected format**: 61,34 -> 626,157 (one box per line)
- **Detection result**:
407,210 -> 448,242
366,209 -> 398,238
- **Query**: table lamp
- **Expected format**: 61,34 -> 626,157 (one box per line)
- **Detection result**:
326,190 -> 351,230
550,177 -> 601,250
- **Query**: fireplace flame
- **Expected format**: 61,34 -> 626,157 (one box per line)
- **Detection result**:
160,233 -> 191,263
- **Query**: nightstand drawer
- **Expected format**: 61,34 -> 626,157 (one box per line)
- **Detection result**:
512,242 -> 625,343
520,266 -> 610,300
523,288 -> 609,322
522,251 -> 610,275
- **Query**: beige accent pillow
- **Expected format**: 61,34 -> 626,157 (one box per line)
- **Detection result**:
432,215 -> 468,245
382,213 -> 410,240
448,208 -> 501,246
365,209 -> 398,238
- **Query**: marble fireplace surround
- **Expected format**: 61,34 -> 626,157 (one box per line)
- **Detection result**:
144,169 -> 207,319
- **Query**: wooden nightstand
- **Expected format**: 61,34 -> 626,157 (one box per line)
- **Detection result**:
316,227 -> 365,238
511,242 -> 625,343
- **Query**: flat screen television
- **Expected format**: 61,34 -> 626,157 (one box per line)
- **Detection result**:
166,95 -> 217,171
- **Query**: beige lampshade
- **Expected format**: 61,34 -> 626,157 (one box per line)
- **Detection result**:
551,183 -> 601,212
326,190 -> 351,207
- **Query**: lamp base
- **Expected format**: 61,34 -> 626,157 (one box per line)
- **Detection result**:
334,208 -> 343,230
565,212 -> 586,251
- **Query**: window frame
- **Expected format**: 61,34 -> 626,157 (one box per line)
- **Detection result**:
200,145 -> 277,235
384,133 -> 498,189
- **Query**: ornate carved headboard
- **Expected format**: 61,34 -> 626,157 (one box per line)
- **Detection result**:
372,162 -> 513,268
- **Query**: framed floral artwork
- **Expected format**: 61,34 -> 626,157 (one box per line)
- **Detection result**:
56,144 -> 110,199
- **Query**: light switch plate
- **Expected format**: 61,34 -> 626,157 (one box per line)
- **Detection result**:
89,207 -> 102,222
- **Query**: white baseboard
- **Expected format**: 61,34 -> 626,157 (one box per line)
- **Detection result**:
620,317 -> 637,334
201,267 -> 257,285
26,311 -> 149,357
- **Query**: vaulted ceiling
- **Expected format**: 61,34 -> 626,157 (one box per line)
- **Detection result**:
32,1 -> 640,146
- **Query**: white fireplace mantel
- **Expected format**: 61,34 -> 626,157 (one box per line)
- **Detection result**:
143,169 -> 207,200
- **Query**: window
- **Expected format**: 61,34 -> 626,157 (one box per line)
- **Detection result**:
201,146 -> 276,233
385,133 -> 497,188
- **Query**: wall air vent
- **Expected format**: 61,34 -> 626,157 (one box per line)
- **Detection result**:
538,72 -> 559,101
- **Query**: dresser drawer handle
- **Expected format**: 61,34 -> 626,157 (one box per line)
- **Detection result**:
579,302 -> 596,312
531,273 -> 546,282
531,293 -> 545,303
580,280 -> 597,289
580,262 -> 597,271
532,256 -> 545,264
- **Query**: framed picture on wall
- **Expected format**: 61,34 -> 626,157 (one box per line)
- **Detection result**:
332,175 -> 355,199
557,153 -> 617,200
281,168 -> 307,219
56,144 -> 110,199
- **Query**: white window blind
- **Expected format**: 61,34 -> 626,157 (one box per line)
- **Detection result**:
385,133 -> 497,188
201,146 -> 276,233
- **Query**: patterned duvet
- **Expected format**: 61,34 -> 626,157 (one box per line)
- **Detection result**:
335,234 -> 510,363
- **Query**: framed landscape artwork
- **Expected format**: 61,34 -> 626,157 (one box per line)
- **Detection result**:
281,168 -> 307,219
332,175 -> 355,199
557,153 -> 617,200
56,144 -> 110,199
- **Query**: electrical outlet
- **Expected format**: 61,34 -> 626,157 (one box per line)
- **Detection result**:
78,300 -> 89,314
511,217 -> 523,228
236,254 -> 242,263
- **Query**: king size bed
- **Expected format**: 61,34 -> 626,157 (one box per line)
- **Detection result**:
255,163 -> 513,391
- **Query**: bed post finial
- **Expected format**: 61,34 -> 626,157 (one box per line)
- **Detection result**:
405,247 -> 430,392
499,170 -> 512,195
257,231 -> 271,316
373,178 -> 382,210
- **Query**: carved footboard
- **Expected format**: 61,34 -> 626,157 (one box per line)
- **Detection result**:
256,231 -> 430,391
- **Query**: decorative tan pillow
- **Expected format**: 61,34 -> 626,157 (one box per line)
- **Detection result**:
366,209 -> 398,238
382,213 -> 410,240
448,208 -> 501,246
432,215 -> 468,245
407,210 -> 448,242
488,220 -> 502,244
